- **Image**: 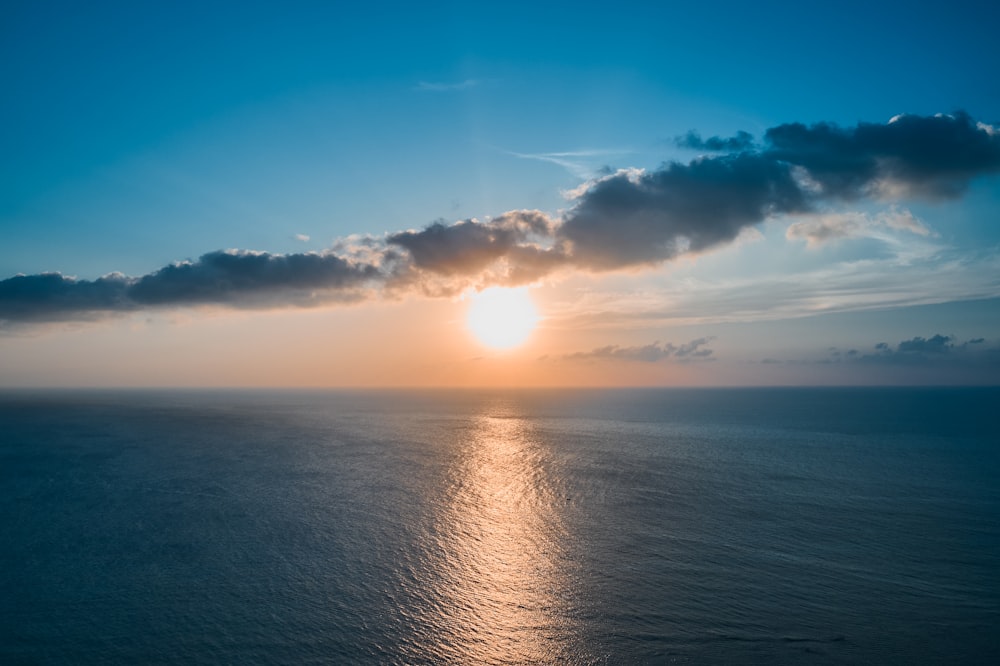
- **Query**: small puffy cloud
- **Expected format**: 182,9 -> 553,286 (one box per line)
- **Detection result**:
553,337 -> 715,363
294,233 -> 311,242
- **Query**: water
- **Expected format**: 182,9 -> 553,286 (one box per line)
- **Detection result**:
1,388 -> 998,664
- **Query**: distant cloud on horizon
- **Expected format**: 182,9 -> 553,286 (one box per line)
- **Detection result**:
854,334 -> 996,365
545,337 -> 716,363
3,112 -> 1000,327
765,334 -> 999,367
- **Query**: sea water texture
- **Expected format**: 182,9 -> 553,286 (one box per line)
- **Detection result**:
1,388 -> 998,664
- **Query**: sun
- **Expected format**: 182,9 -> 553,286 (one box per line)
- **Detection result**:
466,287 -> 539,349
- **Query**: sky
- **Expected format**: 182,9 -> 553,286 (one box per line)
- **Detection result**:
2,0 -> 1000,387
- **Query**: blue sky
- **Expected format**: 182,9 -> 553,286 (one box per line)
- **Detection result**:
2,0 -> 999,386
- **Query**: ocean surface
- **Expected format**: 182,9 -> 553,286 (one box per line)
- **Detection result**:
1,387 -> 998,664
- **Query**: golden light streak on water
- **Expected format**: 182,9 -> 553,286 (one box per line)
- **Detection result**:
411,403 -> 577,664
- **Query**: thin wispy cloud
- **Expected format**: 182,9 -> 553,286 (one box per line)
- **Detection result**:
786,207 -> 933,248
414,79 -> 480,92
549,245 -> 1000,329
3,112 -> 999,327
504,148 -> 633,180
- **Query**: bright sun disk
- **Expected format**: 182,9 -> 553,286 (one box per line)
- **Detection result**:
466,287 -> 539,349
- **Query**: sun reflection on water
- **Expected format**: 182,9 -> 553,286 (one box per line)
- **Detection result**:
404,404 -> 577,664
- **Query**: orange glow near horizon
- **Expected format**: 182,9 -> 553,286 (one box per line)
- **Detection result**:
0,287 -> 713,388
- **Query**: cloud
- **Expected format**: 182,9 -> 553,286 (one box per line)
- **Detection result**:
552,337 -> 715,363
765,335 -> 1000,370
558,155 -> 809,269
294,233 -> 311,242
0,272 -> 133,322
786,207 -> 932,248
505,148 -> 632,180
896,334 -> 954,354
4,112 -> 999,325
386,210 -> 567,293
127,250 -> 380,306
548,250 -> 1000,329
834,334 -> 1000,365
675,130 -> 755,152
387,211 -> 553,275
414,79 -> 479,92
1,250 -> 381,323
559,112 -> 998,270
765,111 -> 1000,200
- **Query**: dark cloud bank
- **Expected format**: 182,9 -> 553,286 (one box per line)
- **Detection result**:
3,112 -> 999,324
0,251 -> 380,322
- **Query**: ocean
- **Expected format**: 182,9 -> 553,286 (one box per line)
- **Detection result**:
1,387 -> 998,664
